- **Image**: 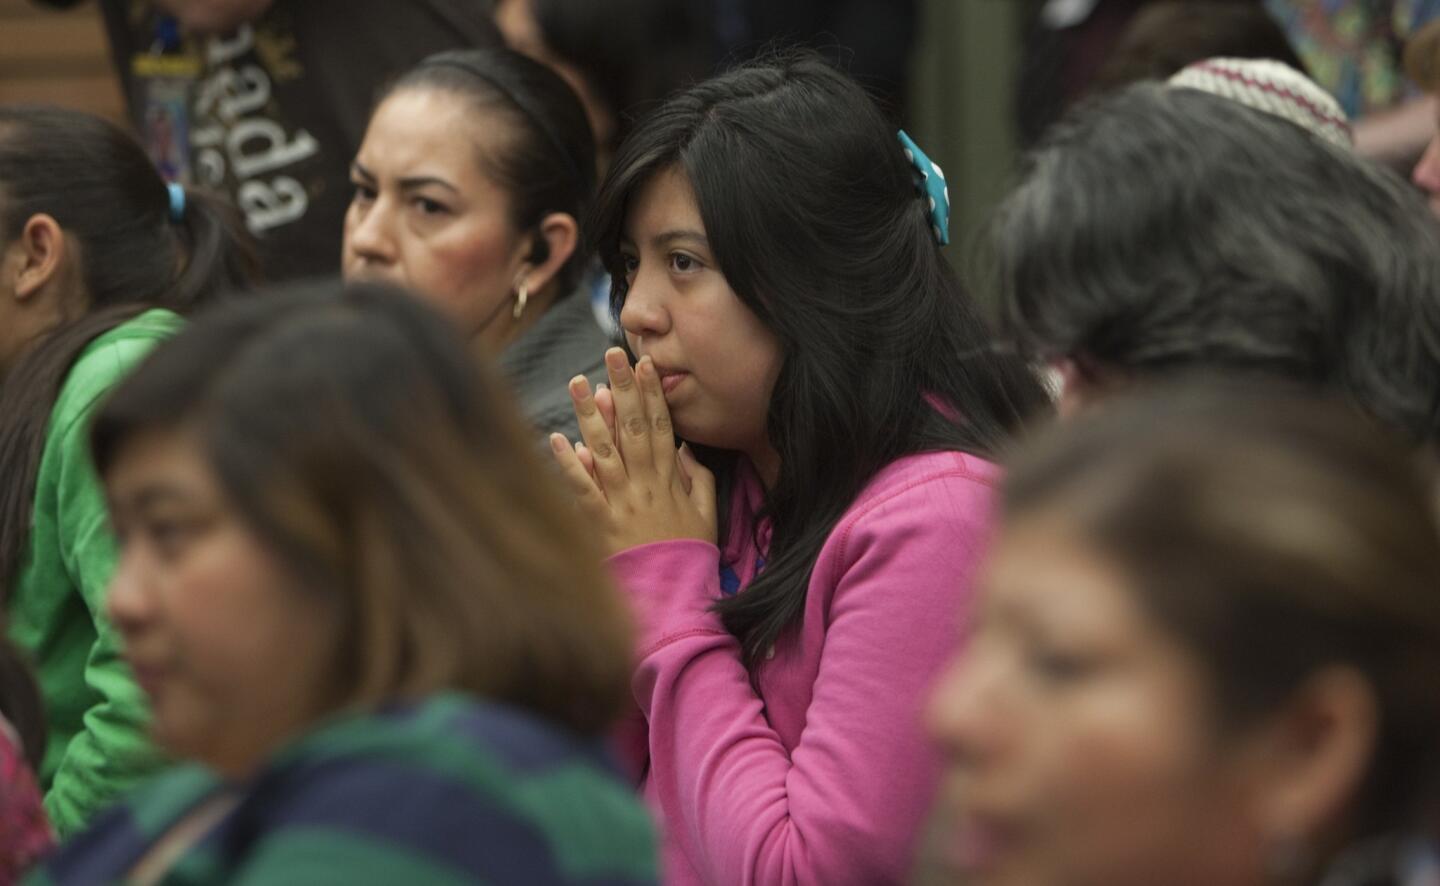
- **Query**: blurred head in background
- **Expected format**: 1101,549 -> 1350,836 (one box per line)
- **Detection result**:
992,82 -> 1440,445
343,48 -> 597,356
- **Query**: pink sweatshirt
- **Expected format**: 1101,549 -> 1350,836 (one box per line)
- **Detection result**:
607,450 -> 1000,885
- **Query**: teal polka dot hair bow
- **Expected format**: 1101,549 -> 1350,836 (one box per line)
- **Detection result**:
898,130 -> 951,247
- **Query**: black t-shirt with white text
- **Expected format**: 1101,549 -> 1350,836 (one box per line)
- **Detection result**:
39,0 -> 501,282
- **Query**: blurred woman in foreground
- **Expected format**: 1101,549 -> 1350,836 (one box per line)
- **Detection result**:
927,381 -> 1440,886
35,282 -> 655,885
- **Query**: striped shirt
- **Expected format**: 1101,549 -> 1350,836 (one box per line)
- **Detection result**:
29,694 -> 657,885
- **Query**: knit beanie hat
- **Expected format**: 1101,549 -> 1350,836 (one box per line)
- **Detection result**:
1168,57 -> 1352,149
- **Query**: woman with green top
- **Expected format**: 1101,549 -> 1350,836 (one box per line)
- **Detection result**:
33,282 -> 653,884
0,104 -> 257,836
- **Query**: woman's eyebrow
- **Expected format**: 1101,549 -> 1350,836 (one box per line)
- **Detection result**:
350,162 -> 460,195
652,229 -> 709,249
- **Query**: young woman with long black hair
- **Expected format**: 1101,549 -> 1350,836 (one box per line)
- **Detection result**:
551,52 -> 1050,884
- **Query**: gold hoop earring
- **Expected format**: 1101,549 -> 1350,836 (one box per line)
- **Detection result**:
513,281 -> 529,320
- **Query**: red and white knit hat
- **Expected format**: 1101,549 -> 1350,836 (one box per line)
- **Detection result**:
1168,57 -> 1352,150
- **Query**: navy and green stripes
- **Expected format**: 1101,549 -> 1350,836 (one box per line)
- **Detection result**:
32,694 -> 657,885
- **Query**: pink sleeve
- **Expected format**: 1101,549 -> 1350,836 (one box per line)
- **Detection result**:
609,479 -> 990,885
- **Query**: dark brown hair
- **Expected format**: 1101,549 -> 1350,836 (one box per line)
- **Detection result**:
92,281 -> 632,736
1004,379 -> 1440,840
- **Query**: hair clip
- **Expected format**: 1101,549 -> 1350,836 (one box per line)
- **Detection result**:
167,182 -> 186,223
898,130 -> 950,247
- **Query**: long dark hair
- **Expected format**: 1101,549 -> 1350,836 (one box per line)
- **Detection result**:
591,52 -> 1051,671
0,643 -> 44,773
1004,379 -> 1440,850
992,82 -> 1440,444
0,106 -> 258,607
380,48 -> 597,296
92,282 -> 633,736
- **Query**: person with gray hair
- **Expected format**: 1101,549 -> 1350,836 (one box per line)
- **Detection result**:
990,81 -> 1440,444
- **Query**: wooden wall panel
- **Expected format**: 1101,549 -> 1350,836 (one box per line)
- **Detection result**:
0,0 -> 126,123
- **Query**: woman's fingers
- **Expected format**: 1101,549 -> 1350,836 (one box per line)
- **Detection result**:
549,433 -> 610,515
675,445 -> 694,495
576,442 -> 598,484
636,356 -> 677,485
679,443 -> 719,534
604,347 -> 655,472
559,351 -> 715,550
595,384 -> 618,445
569,375 -> 628,489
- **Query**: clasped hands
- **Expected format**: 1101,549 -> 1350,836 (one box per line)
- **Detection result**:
550,349 -> 717,556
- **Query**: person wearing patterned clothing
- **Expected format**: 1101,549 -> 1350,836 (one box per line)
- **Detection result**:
0,714 -> 51,885
1264,0 -> 1440,163
33,697 -> 652,885
30,284 -> 655,885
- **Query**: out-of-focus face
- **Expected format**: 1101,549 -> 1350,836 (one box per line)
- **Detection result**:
343,88 -> 530,349
105,428 -> 342,780
924,518 -> 1270,886
617,166 -> 784,466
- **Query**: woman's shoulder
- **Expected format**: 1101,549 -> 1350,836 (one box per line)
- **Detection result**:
502,293 -> 612,437
35,765 -> 217,884
504,290 -> 612,381
818,450 -> 1002,573
282,693 -> 620,772
248,695 -> 657,882
848,450 -> 1002,520
50,308 -> 184,437
39,697 -> 657,885
788,451 -> 1003,626
72,308 -> 183,373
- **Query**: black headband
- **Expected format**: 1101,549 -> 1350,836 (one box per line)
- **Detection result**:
415,56 -> 587,195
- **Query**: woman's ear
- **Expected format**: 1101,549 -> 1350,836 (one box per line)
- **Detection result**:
1241,667 -> 1378,849
517,212 -> 580,297
11,214 -> 70,302
1052,356 -> 1133,420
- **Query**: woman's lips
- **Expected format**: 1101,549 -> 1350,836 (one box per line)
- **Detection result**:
127,659 -> 168,700
658,370 -> 689,396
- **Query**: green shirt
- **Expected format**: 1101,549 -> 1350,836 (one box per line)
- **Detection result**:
8,308 -> 181,836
